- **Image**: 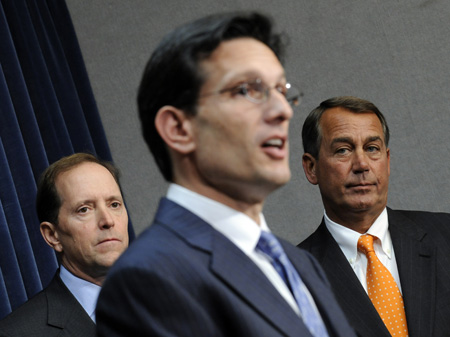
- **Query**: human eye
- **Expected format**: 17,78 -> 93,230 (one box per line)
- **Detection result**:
274,83 -> 288,97
335,147 -> 351,156
366,145 -> 382,158
109,198 -> 124,213
77,206 -> 89,214
111,201 -> 121,209
245,80 -> 267,100
367,145 -> 380,152
229,83 -> 249,96
224,78 -> 266,102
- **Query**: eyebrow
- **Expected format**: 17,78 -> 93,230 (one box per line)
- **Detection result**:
331,137 -> 352,146
74,195 -> 123,206
222,70 -> 287,86
331,135 -> 382,146
364,136 -> 383,143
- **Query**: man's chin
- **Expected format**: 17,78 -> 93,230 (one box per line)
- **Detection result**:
264,167 -> 291,186
346,198 -> 383,213
95,252 -> 123,269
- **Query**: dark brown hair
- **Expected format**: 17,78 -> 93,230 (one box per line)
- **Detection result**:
138,11 -> 285,181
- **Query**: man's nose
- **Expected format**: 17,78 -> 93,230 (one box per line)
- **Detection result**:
98,207 -> 115,229
352,150 -> 370,173
264,88 -> 294,123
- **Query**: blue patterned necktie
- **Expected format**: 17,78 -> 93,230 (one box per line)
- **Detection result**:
256,231 -> 329,337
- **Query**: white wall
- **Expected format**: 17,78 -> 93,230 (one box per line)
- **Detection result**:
66,0 -> 450,243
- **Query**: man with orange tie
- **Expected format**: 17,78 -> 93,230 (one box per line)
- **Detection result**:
298,96 -> 450,337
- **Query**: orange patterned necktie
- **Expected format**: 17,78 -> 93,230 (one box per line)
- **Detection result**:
357,234 -> 409,337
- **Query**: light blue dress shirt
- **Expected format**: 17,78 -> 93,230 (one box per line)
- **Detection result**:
59,265 -> 101,322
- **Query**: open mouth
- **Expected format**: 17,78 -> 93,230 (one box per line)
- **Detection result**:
262,138 -> 284,149
261,137 -> 288,159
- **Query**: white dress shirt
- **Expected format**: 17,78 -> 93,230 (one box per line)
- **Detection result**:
166,183 -> 304,315
59,265 -> 101,322
324,208 -> 403,293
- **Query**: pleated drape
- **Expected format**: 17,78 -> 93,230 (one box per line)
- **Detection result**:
0,0 -> 134,319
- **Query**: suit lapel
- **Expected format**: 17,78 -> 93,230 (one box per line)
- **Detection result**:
155,198 -> 308,337
46,275 -> 96,336
304,222 -> 391,337
283,240 -> 355,336
211,233 -> 309,337
387,209 -> 435,336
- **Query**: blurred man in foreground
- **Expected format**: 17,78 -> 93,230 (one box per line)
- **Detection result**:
96,12 -> 356,337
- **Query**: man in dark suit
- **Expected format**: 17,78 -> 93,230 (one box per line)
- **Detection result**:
0,153 -> 129,336
96,12 -> 356,337
298,96 -> 450,337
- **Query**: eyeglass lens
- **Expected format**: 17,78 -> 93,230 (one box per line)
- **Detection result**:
245,81 -> 302,107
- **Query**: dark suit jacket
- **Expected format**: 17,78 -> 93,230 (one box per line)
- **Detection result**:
97,198 -> 356,336
0,273 -> 96,337
298,208 -> 450,337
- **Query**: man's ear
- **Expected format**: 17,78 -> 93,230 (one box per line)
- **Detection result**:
302,153 -> 319,185
386,147 -> 391,177
40,222 -> 63,253
155,106 -> 195,154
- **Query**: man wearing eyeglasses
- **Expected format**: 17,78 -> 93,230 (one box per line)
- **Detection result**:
96,12 -> 355,337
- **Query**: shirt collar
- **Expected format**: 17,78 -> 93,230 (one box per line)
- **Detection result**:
324,208 -> 392,262
166,183 -> 268,255
366,208 -> 393,258
59,265 -> 101,322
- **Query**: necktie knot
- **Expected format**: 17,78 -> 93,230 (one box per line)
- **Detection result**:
357,234 -> 375,255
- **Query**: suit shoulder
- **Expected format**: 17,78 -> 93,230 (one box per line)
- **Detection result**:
391,208 -> 450,220
0,275 -> 95,337
297,232 -> 316,250
0,290 -> 48,335
291,244 -> 324,274
389,209 -> 450,236
297,224 -> 325,251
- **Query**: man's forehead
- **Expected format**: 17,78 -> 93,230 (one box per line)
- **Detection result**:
199,38 -> 285,85
56,163 -> 119,193
321,109 -> 384,139
322,109 -> 382,128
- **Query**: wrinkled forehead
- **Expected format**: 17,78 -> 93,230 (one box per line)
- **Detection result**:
319,108 -> 385,143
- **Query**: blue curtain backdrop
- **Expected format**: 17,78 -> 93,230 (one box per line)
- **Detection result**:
0,0 -> 134,319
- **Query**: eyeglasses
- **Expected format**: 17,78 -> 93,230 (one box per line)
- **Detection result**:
202,79 -> 303,107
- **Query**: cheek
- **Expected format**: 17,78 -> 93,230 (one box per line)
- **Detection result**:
318,161 -> 346,181
196,107 -> 254,144
117,214 -> 129,232
67,224 -> 95,244
375,162 -> 390,180
60,234 -> 87,258
199,127 -> 249,162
